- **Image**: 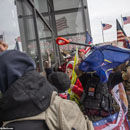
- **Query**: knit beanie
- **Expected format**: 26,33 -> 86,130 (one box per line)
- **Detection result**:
48,72 -> 71,93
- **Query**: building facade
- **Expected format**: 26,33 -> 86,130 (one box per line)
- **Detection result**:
15,0 -> 91,71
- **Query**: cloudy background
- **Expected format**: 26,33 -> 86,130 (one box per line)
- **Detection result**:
87,0 -> 130,44
0,0 -> 130,48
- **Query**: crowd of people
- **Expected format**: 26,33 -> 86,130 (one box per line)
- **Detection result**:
0,41 -> 130,130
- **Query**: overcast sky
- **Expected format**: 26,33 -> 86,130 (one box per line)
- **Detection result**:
87,0 -> 130,44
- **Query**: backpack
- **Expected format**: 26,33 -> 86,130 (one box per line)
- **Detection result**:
3,92 -> 94,130
81,74 -> 113,116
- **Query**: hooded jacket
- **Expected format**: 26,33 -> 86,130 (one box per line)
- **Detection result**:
0,70 -> 57,130
0,50 -> 57,130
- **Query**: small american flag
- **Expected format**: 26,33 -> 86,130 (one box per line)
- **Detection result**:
117,19 -> 126,43
123,16 -> 130,25
116,19 -> 130,48
15,36 -> 21,42
102,23 -> 112,30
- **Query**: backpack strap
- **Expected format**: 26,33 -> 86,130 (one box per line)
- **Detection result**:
3,110 -> 46,127
2,92 -> 57,127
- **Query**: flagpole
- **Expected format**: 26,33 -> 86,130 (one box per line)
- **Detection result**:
121,15 -> 124,29
101,21 -> 105,43
3,32 -> 5,42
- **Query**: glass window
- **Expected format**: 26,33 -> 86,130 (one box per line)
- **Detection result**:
34,0 -> 53,29
55,11 -> 84,36
22,1 -> 55,63
22,1 -> 37,56
37,17 -> 54,57
53,0 -> 81,10
34,0 -> 48,13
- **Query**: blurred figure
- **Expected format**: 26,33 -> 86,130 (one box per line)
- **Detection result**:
66,61 -> 84,101
48,72 -> 71,99
78,49 -> 86,62
0,41 -> 8,52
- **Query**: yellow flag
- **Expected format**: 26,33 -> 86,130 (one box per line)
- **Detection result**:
71,47 -> 79,85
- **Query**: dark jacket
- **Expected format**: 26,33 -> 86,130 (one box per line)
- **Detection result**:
79,71 -> 123,90
79,72 -> 123,117
0,70 -> 57,130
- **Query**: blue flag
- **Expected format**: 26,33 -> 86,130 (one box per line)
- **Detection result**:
85,31 -> 93,44
79,45 -> 130,83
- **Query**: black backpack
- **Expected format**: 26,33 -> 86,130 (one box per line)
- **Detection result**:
81,74 -> 113,116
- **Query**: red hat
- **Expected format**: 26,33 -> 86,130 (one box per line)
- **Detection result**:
66,61 -> 74,70
67,64 -> 73,69
79,49 -> 86,54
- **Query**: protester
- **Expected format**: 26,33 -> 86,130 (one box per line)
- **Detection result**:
112,60 -> 130,120
74,63 -> 122,121
0,50 -> 94,130
78,48 -> 86,61
48,72 -> 71,99
66,61 -> 84,104
58,51 -> 75,72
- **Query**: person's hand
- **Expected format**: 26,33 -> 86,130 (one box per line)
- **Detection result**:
46,49 -> 50,56
74,63 -> 83,77
122,66 -> 130,81
70,84 -> 74,89
126,66 -> 130,79
0,41 -> 8,52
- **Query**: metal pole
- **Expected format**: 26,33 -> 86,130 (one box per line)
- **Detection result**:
50,0 -> 61,66
81,0 -> 87,32
101,21 -> 105,43
121,15 -> 124,29
32,7 -> 44,72
69,42 -> 92,47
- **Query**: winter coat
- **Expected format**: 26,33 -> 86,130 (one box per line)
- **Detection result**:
0,70 -> 57,130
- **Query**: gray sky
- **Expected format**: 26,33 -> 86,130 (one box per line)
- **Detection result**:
87,0 -> 130,44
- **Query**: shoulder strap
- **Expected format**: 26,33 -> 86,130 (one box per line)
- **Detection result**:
3,92 -> 57,127
3,110 -> 46,126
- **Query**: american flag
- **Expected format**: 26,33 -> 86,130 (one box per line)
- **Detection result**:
15,36 -> 21,42
116,19 -> 130,48
56,17 -> 69,31
93,83 -> 130,130
102,23 -> 112,30
44,17 -> 68,32
123,16 -> 130,25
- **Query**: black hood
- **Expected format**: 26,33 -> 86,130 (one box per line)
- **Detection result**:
0,70 -> 57,121
0,50 -> 36,94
